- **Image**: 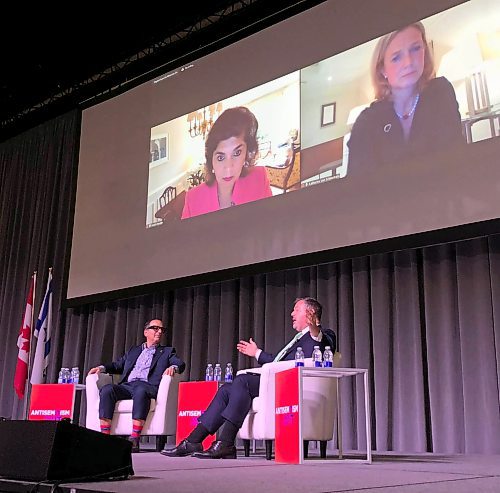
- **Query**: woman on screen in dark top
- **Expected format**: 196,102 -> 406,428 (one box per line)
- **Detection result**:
347,22 -> 464,176
181,107 -> 272,219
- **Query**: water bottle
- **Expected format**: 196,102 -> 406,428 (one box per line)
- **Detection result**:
294,347 -> 305,367
323,346 -> 334,367
214,363 -> 222,382
205,363 -> 214,381
58,368 -> 64,384
312,346 -> 323,367
224,363 -> 233,383
71,367 -> 80,384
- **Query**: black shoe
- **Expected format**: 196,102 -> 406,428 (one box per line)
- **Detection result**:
128,436 -> 140,453
192,440 -> 237,459
160,439 -> 203,457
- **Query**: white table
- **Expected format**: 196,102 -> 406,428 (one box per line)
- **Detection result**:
303,367 -> 371,463
275,366 -> 372,464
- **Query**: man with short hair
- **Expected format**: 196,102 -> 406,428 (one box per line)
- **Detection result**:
162,297 -> 335,459
88,319 -> 185,452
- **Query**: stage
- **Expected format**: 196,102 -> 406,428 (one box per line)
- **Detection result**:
1,449 -> 499,493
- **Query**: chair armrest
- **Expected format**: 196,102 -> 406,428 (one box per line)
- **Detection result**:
260,358 -> 314,373
154,374 -> 174,406
147,374 -> 179,436
236,367 -> 265,376
85,372 -> 113,398
257,360 -> 304,420
85,372 -> 113,431
261,360 -> 296,373
237,358 -> 314,377
238,359 -> 313,440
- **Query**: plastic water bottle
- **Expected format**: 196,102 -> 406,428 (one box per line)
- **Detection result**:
214,363 -> 222,382
62,367 -> 71,383
312,346 -> 323,367
323,346 -> 333,368
294,347 -> 305,367
58,368 -> 64,384
205,363 -> 214,381
224,363 -> 233,383
71,367 -> 80,384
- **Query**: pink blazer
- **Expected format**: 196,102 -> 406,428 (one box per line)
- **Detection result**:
181,166 -> 272,219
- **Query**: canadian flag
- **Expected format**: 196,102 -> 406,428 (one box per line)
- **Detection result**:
14,277 -> 34,399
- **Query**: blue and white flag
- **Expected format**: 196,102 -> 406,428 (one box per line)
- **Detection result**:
30,270 -> 53,384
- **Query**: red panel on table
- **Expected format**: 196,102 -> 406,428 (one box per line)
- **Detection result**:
275,367 -> 301,464
176,381 -> 219,449
28,384 -> 76,421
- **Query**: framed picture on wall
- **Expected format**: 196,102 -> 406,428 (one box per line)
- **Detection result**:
150,134 -> 169,163
321,102 -> 336,127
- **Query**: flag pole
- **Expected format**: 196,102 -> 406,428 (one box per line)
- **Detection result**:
44,267 -> 53,383
31,267 -> 53,385
23,271 -> 37,420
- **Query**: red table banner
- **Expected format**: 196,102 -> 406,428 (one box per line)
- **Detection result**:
29,384 -> 77,421
275,367 -> 301,464
176,381 -> 219,449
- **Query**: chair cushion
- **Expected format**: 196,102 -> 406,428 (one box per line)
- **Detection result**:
114,399 -> 156,413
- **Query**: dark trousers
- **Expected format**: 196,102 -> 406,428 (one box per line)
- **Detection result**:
99,380 -> 158,421
199,373 -> 260,433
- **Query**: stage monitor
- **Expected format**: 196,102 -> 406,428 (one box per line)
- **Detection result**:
0,420 -> 133,482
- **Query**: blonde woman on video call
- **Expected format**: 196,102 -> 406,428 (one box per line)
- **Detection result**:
347,22 -> 464,176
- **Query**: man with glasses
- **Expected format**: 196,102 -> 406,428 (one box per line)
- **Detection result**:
88,319 -> 185,452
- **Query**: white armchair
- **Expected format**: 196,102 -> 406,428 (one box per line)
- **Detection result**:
237,354 -> 341,460
85,373 -> 179,448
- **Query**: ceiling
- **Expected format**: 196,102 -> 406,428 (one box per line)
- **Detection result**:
0,0 -> 325,142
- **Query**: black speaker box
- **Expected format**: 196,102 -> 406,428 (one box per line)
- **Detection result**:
0,420 -> 134,482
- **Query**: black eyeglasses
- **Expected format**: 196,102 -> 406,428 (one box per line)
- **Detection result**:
148,326 -> 165,333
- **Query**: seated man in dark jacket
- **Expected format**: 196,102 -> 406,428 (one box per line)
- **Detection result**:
88,319 -> 185,452
162,297 -> 336,459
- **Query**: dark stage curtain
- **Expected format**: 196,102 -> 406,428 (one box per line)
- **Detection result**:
0,111 -> 79,419
1,112 -> 499,454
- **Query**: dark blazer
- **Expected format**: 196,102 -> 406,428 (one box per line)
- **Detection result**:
104,344 -> 186,388
257,327 -> 336,365
347,77 -> 464,177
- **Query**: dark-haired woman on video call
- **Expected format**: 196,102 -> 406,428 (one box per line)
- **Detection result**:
181,106 -> 272,219
347,22 -> 464,176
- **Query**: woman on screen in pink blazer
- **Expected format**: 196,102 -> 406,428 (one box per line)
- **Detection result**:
181,107 -> 272,220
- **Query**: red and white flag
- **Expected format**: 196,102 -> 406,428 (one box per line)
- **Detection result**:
14,277 -> 35,399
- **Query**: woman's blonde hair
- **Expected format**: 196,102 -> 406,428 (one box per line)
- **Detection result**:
371,22 -> 435,100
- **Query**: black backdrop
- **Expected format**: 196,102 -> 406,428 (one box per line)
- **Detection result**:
0,110 -> 499,454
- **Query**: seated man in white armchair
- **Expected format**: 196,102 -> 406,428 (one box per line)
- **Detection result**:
88,319 -> 185,452
162,297 -> 335,459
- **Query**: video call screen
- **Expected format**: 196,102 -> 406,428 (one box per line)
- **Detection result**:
69,0 -> 500,301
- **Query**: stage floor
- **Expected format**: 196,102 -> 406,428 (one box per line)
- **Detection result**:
2,450 -> 500,493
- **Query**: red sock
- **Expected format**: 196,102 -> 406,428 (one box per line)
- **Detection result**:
100,424 -> 111,434
131,423 -> 143,438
